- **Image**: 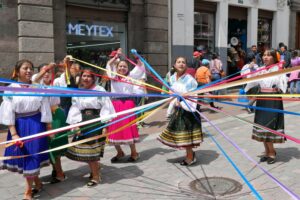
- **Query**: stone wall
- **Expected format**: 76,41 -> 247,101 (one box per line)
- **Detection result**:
53,0 -> 66,62
144,0 -> 169,87
18,0 -> 55,68
0,0 -> 18,78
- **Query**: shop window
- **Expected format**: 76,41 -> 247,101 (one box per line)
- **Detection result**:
194,12 -> 215,52
257,18 -> 272,48
66,20 -> 126,67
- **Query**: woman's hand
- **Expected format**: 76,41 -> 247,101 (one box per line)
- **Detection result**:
102,128 -> 107,135
11,135 -> 24,148
74,127 -> 81,136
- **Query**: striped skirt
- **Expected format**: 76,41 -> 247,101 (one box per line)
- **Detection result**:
65,109 -> 105,162
252,92 -> 285,143
158,107 -> 203,149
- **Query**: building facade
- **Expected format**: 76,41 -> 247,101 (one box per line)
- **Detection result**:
290,0 -> 300,49
0,0 -> 168,80
171,0 -> 291,74
0,0 -> 293,78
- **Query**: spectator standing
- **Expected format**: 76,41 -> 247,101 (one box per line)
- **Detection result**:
288,50 -> 300,94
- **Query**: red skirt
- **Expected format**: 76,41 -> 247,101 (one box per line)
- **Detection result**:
107,99 -> 139,144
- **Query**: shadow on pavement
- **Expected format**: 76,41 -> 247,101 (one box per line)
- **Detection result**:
146,120 -> 168,128
276,147 -> 300,162
166,150 -> 219,166
139,147 -> 176,162
101,164 -> 144,184
38,165 -> 87,199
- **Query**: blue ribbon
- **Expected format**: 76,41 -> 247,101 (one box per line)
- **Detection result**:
80,103 -> 158,137
130,49 -> 175,93
193,97 -> 300,116
179,96 -> 263,200
0,92 -> 173,98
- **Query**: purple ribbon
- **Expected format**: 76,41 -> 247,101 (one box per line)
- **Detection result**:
197,110 -> 300,200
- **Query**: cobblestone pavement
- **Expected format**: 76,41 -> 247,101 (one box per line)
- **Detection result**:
0,99 -> 299,199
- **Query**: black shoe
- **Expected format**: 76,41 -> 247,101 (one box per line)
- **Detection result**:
87,180 -> 99,187
267,157 -> 276,164
180,152 -> 196,166
32,185 -> 43,195
127,154 -> 140,162
111,152 -> 125,163
50,175 -> 66,184
260,156 -> 269,162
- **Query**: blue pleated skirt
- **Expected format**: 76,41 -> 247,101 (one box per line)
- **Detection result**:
0,113 -> 49,177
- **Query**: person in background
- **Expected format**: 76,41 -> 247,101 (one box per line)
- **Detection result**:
245,49 -> 287,164
195,59 -> 220,111
209,53 -> 223,105
288,50 -> 300,94
241,53 -> 260,113
158,57 -> 203,166
54,56 -> 81,116
280,45 -> 292,68
32,63 -> 68,184
0,59 -> 52,200
247,45 -> 263,67
192,51 -> 202,70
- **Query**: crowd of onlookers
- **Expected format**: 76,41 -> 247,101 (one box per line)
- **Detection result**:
187,42 -> 300,95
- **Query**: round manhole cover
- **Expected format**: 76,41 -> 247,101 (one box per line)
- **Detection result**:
189,177 -> 243,197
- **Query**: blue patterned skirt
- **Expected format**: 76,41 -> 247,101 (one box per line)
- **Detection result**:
0,113 -> 49,177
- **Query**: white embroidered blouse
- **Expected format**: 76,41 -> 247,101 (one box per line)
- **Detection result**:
0,83 -> 52,125
244,65 -> 288,93
167,73 -> 198,113
66,85 -> 115,124
106,63 -> 146,94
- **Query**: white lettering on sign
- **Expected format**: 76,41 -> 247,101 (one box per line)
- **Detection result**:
67,23 -> 114,37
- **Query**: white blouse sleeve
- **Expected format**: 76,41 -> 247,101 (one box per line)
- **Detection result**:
98,96 -> 115,123
278,75 -> 288,93
66,98 -> 82,124
0,96 -> 15,125
106,63 -> 115,78
40,97 -> 52,123
129,63 -> 146,80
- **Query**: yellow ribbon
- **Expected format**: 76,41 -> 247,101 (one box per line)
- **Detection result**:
71,57 -> 170,94
0,100 -> 170,161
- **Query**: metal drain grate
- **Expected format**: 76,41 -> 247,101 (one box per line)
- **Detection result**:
189,177 -> 243,197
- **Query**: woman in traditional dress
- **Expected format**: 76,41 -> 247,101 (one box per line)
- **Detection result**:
158,57 -> 203,166
245,49 -> 287,164
106,48 -> 145,162
65,68 -> 115,187
0,59 -> 52,200
32,63 -> 68,184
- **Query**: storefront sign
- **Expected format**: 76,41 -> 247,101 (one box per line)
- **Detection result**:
67,23 -> 114,37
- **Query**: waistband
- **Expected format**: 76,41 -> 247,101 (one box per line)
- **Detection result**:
15,110 -> 40,118
81,109 -> 100,116
260,88 -> 278,92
